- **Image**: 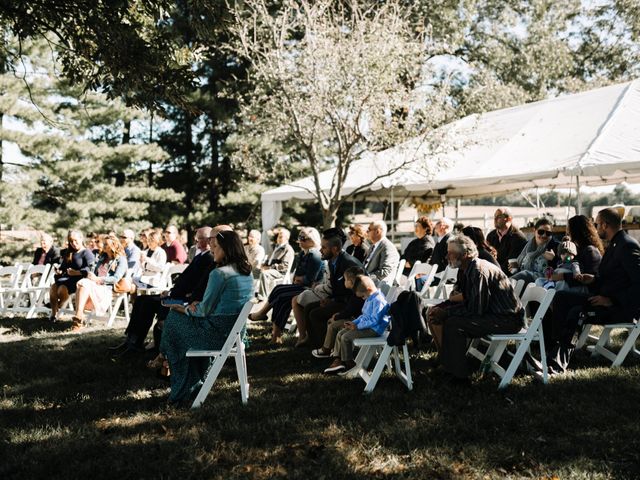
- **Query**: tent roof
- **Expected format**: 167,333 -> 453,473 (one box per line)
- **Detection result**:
261,79 -> 640,202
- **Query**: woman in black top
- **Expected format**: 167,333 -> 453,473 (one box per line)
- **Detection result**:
461,226 -> 499,267
402,216 -> 436,276
49,230 -> 95,321
346,224 -> 368,262
555,215 -> 603,285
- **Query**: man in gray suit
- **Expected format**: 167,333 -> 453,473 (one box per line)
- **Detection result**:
363,220 -> 400,285
256,227 -> 295,300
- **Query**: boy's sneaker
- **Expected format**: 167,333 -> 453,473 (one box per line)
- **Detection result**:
324,359 -> 345,374
312,348 -> 331,359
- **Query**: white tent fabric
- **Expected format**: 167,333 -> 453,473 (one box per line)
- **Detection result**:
261,80 -> 640,232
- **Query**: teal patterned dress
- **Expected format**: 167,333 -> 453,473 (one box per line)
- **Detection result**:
160,265 -> 254,404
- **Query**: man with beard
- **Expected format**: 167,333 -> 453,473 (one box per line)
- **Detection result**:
547,208 -> 640,373
428,234 -> 523,381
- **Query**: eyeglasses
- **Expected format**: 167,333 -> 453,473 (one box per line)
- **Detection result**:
537,229 -> 553,237
298,236 -> 309,242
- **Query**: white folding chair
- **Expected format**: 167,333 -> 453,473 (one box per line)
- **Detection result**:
0,265 -> 24,312
186,301 -> 253,407
392,259 -> 406,287
137,263 -> 187,295
400,262 -> 436,292
351,332 -> 413,394
4,264 -> 52,317
510,278 -> 526,298
576,317 -> 640,367
422,266 -> 458,306
468,284 -> 556,388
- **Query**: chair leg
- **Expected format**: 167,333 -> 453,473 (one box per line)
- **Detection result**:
498,339 -> 531,389
234,341 -> 249,404
612,326 -> 640,367
191,355 -> 226,409
538,331 -> 548,384
364,345 -> 392,394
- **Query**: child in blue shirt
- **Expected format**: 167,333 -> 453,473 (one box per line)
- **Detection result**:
324,275 -> 390,374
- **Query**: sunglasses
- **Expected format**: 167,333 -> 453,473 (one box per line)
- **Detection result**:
537,229 -> 553,237
298,236 -> 309,242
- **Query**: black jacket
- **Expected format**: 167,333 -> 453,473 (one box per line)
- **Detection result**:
329,251 -> 362,303
33,246 -> 61,265
429,233 -> 450,273
403,235 -> 435,274
170,251 -> 216,301
387,290 -> 425,346
592,230 -> 640,322
487,226 -> 528,275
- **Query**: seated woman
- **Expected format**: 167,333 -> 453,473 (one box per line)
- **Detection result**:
402,216 -> 436,290
71,234 -> 128,330
134,230 -> 168,288
49,230 -> 95,322
461,226 -> 499,267
346,224 -> 368,263
160,230 -> 254,405
510,218 -> 559,285
248,227 -> 324,344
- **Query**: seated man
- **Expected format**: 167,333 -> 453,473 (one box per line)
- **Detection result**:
109,225 -> 218,356
362,220 -> 400,285
428,234 -> 524,381
256,227 -> 295,300
120,229 -> 142,273
547,208 -> 640,373
486,207 -> 528,275
323,275 -> 390,374
245,229 -> 266,277
295,229 -> 362,348
33,233 -> 61,265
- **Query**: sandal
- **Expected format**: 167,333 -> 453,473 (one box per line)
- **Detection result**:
146,354 -> 165,370
158,360 -> 170,378
248,312 -> 268,321
71,316 -> 84,331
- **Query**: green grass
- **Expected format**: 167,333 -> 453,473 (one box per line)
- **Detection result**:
1,315 -> 639,479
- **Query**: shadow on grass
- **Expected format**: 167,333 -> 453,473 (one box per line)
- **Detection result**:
1,319 -> 639,479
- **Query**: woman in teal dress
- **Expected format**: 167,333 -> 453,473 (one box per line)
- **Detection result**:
161,230 -> 254,405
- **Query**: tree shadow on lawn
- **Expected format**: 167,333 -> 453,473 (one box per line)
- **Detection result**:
1,321 -> 639,479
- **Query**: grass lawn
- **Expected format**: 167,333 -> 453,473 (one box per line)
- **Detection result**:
1,314 -> 639,479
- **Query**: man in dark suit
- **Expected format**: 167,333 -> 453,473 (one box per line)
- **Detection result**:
299,229 -> 362,349
110,225 -> 220,356
547,208 -> 640,373
487,207 -> 528,275
33,233 -> 61,265
429,217 -> 453,274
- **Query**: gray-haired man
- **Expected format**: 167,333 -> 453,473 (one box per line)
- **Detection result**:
428,234 -> 524,380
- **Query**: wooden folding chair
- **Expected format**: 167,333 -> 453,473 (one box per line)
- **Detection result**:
186,301 -> 253,407
576,317 -> 640,367
351,332 -> 413,394
468,284 -> 555,388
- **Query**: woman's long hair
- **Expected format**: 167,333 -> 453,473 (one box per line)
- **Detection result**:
568,215 -> 604,255
461,226 -> 497,259
103,234 -> 126,259
216,230 -> 252,275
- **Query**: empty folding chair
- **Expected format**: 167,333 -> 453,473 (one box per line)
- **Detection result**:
576,317 -> 640,367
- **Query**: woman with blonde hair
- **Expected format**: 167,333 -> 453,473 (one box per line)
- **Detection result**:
346,224 -> 368,262
71,234 -> 127,330
249,227 -> 324,344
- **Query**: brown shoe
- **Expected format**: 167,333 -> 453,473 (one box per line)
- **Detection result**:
71,316 -> 84,331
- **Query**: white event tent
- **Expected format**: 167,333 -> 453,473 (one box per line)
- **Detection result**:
261,80 -> 640,236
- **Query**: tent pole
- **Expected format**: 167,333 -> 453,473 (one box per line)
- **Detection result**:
455,199 -> 460,222
390,189 -> 395,243
576,176 -> 582,215
352,198 -> 356,218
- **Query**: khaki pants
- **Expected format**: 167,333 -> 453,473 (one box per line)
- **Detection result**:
332,328 -> 379,362
323,319 -> 347,350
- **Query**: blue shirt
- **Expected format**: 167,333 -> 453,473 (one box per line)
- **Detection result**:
186,265 -> 254,318
125,244 -> 142,273
352,289 -> 390,336
294,249 -> 325,286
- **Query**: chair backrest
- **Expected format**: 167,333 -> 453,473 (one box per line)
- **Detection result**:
405,262 -> 436,291
509,278 -> 526,298
427,266 -> 458,300
0,265 -> 23,288
385,286 -> 401,304
378,281 -> 391,297
520,284 -> 556,332
22,264 -> 51,289
166,263 -> 188,288
393,259 -> 406,286
219,302 -> 253,355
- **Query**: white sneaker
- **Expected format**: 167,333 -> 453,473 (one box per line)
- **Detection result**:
338,366 -> 362,379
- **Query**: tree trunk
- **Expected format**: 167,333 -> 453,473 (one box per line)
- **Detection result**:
183,113 -> 195,213
322,204 -> 339,229
122,120 -> 131,144
209,125 -> 220,211
148,114 -> 154,186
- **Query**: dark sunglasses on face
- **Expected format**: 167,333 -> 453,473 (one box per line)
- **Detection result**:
537,229 -> 553,237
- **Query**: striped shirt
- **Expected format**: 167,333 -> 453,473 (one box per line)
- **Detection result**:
448,258 -> 522,318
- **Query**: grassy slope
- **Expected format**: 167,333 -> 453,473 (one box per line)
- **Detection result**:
0,316 -> 638,480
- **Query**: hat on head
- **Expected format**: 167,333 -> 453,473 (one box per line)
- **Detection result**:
558,239 -> 577,257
